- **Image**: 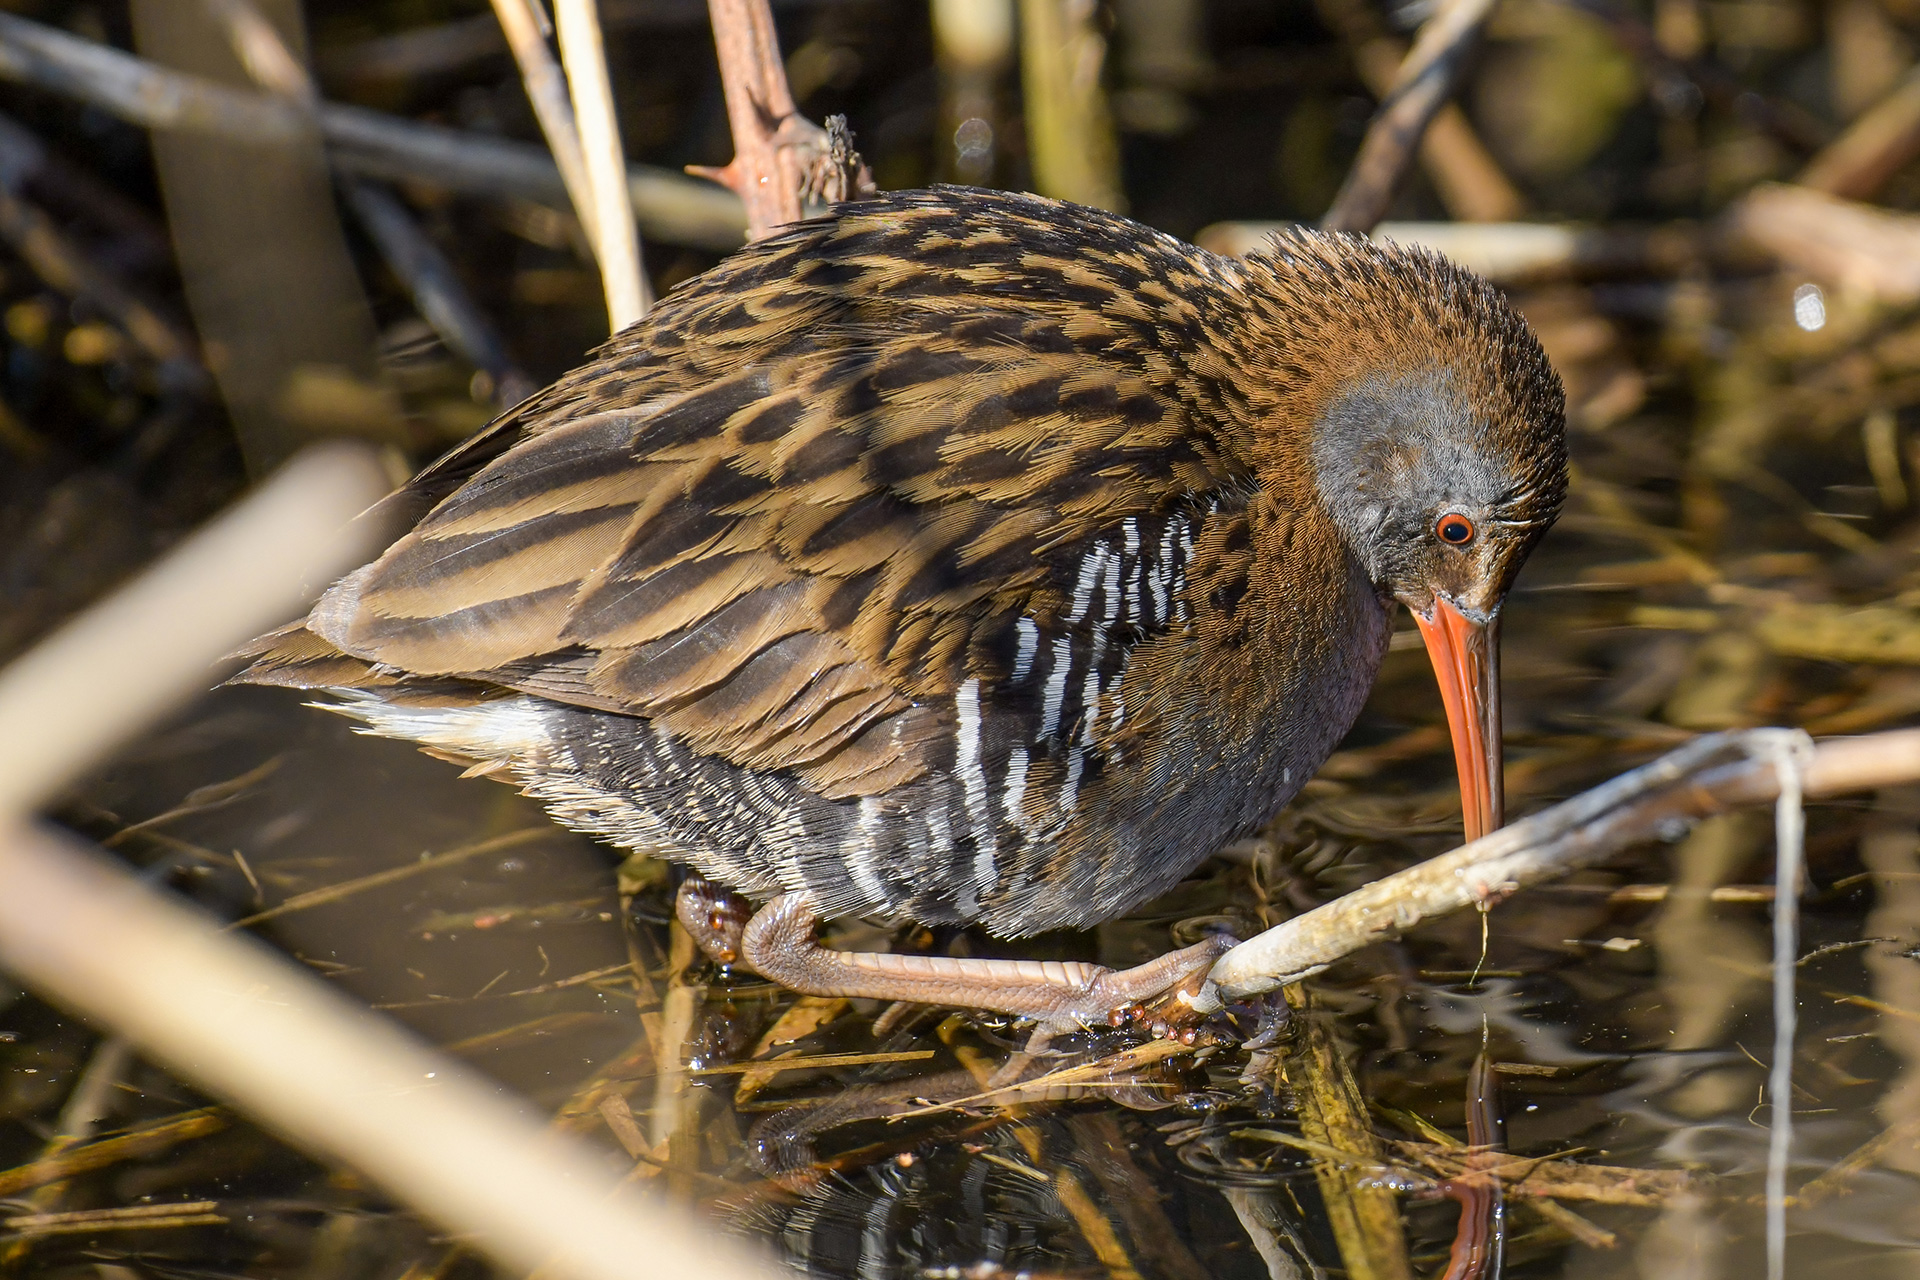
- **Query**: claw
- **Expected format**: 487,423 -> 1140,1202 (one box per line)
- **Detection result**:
1102,935 -> 1234,1043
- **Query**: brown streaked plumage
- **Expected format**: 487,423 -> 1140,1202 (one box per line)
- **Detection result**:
235,187 -> 1566,1030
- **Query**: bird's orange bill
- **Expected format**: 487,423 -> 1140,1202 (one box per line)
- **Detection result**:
1413,597 -> 1504,842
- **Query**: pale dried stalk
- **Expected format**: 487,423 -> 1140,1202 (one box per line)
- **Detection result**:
489,0 -> 599,248
0,823 -> 782,1280
1206,727 -> 1920,1001
1320,0 -> 1498,234
0,445 -> 386,818
554,0 -> 649,327
0,442 -> 784,1280
1765,732 -> 1813,1280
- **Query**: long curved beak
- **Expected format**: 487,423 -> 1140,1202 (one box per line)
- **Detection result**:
1412,596 -> 1503,842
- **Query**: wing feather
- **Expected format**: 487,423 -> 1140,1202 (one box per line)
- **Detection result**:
245,191 -> 1254,798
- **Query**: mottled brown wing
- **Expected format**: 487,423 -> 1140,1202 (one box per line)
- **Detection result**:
303,191 -> 1249,798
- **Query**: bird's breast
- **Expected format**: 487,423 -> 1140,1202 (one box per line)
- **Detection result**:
891,496 -> 1391,934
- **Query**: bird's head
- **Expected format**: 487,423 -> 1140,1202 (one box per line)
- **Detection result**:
1235,232 -> 1566,842
1312,365 -> 1565,841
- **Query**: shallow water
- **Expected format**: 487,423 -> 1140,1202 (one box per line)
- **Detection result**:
9,500 -> 1918,1279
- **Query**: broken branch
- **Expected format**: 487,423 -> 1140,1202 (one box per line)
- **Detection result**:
1321,0 -> 1499,234
1206,727 -> 1920,1002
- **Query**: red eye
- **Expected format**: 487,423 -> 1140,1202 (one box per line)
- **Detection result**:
1436,513 -> 1476,546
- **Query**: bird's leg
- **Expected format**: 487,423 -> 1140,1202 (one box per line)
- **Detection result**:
673,872 -> 754,967
741,893 -> 1231,1037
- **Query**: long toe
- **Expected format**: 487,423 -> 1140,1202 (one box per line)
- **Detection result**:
1091,936 -> 1235,1042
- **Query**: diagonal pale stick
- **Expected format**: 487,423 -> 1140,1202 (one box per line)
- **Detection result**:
0,822 -> 784,1280
1205,727 -> 1920,1002
1320,0 -> 1498,234
0,444 -> 785,1280
554,0 -> 649,328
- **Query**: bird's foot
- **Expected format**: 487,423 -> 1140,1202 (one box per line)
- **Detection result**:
674,872 -> 754,967
1097,935 -> 1235,1044
742,893 -> 1234,1036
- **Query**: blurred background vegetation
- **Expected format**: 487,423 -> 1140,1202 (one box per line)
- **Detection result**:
5,1 -> 1920,1278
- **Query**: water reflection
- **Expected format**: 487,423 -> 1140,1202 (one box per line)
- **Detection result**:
6,633 -> 1919,1278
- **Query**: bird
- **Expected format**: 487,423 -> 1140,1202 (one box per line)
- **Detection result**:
233,187 -> 1566,1033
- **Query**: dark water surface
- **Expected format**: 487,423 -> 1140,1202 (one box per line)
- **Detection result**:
10,490 -> 1919,1279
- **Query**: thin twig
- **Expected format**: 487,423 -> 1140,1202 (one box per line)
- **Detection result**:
0,1035 -> 137,1267
230,828 -> 552,930
102,758 -> 282,849
693,0 -> 870,239
892,1039 -> 1192,1118
5,1201 -> 226,1237
489,0 -> 600,248
732,995 -> 846,1105
0,1109 -> 226,1199
686,1048 -> 933,1075
0,11 -> 744,249
1794,1112 -> 1920,1206
343,178 -> 535,406
1205,727 -> 1920,1002
699,0 -> 804,238
1320,0 -> 1499,234
1765,732 -> 1813,1280
555,0 -> 650,327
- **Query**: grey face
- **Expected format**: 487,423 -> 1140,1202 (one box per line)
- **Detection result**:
1309,369 -> 1545,617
